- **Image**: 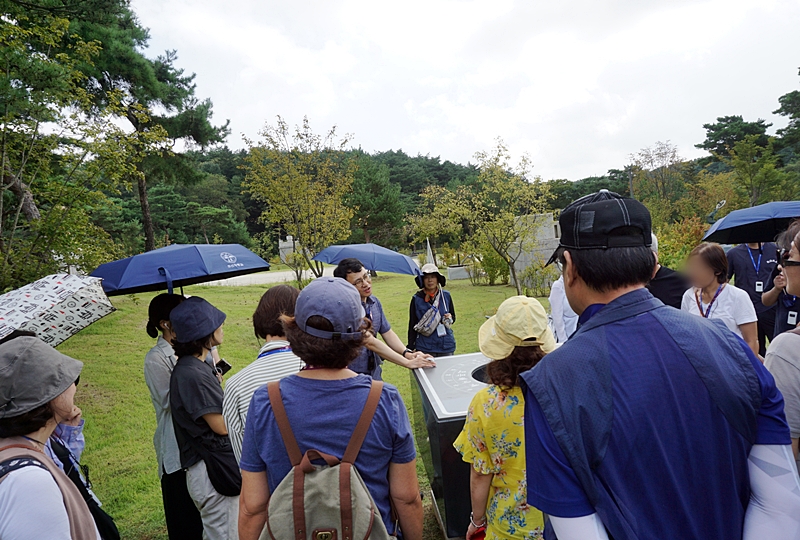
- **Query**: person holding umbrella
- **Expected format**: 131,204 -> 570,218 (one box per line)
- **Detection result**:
144,293 -> 203,540
762,220 -> 800,337
727,241 -> 779,355
408,264 -> 456,357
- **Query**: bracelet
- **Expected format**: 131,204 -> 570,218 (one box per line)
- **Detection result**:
470,511 -> 487,528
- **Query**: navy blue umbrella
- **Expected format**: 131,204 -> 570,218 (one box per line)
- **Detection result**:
90,244 -> 270,296
702,201 -> 800,244
313,243 -> 421,275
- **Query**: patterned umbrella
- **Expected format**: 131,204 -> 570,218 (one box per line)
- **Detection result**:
0,274 -> 115,347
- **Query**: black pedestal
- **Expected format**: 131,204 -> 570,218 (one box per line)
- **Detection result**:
410,353 -> 490,539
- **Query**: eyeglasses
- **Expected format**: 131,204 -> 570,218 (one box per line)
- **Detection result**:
781,246 -> 800,267
352,271 -> 371,287
74,376 -> 80,387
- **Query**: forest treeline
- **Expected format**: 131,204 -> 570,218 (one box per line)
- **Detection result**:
2,0 -> 800,291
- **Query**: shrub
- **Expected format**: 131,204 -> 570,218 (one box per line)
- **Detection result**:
519,257 -> 560,298
655,217 -> 708,271
481,245 -> 509,286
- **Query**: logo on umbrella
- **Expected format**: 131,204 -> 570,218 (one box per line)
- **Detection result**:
220,252 -> 238,264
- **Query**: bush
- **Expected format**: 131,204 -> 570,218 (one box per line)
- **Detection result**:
655,217 -> 707,271
518,257 -> 559,298
481,245 -> 509,286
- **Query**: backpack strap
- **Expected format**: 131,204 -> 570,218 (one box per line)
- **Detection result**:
340,381 -> 384,540
267,381 -> 303,467
342,381 -> 384,464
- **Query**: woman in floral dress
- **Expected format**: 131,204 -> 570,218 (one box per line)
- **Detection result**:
454,296 -> 556,539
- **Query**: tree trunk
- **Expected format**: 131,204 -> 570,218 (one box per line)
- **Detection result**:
137,175 -> 156,251
509,260 -> 522,295
363,229 -> 371,243
3,169 -> 40,221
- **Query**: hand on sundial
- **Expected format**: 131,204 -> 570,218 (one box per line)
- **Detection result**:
407,352 -> 436,369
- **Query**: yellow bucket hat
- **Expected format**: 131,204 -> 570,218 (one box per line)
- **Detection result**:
479,296 -> 556,360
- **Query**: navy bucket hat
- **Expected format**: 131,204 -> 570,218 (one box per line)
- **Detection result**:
170,296 -> 226,343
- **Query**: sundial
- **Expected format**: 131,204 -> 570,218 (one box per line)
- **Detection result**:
414,352 -> 490,419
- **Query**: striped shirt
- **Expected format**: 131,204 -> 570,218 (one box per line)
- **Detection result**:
222,340 -> 303,462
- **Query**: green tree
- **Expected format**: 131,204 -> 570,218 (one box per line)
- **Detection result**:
244,116 -> 355,278
461,141 -> 550,294
723,135 -> 792,206
0,8 -> 167,289
696,115 -> 772,157
346,155 -> 404,244
405,185 -> 463,260
774,68 -> 800,150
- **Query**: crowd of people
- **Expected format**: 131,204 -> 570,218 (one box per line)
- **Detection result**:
1,190 -> 800,540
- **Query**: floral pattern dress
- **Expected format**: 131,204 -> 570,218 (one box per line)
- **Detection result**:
454,385 -> 544,540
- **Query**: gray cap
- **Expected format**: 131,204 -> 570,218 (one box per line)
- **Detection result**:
0,336 -> 83,418
170,296 -> 227,343
295,278 -> 365,340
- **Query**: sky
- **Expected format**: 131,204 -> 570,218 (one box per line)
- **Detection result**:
131,0 -> 800,180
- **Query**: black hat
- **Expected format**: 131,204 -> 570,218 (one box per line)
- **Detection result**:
170,297 -> 227,343
546,189 -> 652,266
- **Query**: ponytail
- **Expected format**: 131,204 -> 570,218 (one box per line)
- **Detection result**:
146,293 -> 185,338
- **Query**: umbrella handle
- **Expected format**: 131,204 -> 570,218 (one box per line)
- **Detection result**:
158,267 -> 174,295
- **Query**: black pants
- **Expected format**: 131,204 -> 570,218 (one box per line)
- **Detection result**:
161,468 -> 204,540
757,309 -> 777,357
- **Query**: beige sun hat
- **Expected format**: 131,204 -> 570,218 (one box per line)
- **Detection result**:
479,296 -> 556,360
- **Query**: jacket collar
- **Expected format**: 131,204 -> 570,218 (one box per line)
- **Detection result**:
576,288 -> 663,335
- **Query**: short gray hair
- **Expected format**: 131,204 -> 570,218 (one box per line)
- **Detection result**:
650,233 -> 658,253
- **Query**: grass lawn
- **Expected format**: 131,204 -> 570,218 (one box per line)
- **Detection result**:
57,273 -> 547,539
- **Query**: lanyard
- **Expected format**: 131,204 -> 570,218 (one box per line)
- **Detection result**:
748,246 -> 762,274
364,302 -> 372,321
695,284 -> 724,318
256,346 -> 292,359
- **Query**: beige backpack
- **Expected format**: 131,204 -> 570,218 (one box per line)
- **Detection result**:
261,380 -> 394,540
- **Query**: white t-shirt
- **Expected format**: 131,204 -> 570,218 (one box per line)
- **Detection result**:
680,284 -> 758,337
0,466 -> 72,540
549,276 -> 578,343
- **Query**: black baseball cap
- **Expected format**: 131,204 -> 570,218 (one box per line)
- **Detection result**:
546,189 -> 652,266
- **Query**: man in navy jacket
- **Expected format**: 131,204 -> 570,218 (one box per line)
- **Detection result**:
520,190 -> 800,540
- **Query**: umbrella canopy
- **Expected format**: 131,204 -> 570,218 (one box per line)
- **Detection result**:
703,201 -> 800,244
0,274 -> 115,347
313,243 -> 421,276
91,243 -> 270,296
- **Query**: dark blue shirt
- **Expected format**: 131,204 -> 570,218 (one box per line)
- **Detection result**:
765,264 -> 799,336
239,375 -> 417,533
350,295 -> 391,379
407,290 -> 456,354
523,292 -> 789,539
727,243 -> 779,314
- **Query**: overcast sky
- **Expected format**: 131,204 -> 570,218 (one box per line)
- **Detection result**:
132,0 -> 800,180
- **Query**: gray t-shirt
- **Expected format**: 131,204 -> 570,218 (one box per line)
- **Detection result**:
765,331 -> 800,439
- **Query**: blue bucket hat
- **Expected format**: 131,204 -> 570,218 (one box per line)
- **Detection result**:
170,296 -> 226,343
295,278 -> 365,340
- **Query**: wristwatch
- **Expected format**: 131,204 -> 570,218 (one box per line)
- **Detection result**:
403,348 -> 414,358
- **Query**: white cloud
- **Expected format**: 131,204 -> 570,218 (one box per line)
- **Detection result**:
132,0 -> 800,179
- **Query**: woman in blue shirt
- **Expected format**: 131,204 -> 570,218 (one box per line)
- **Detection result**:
407,264 -> 456,357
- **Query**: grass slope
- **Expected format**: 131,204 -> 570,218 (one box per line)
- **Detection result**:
56,274 -> 546,539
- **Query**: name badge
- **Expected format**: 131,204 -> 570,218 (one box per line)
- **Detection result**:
789,311 -> 798,326
436,323 -> 447,336
755,281 -> 764,293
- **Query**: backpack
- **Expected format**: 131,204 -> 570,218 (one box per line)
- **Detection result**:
261,380 -> 393,540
